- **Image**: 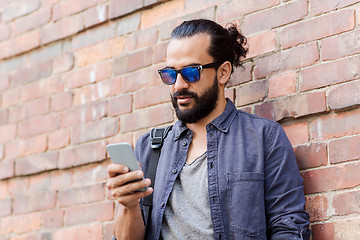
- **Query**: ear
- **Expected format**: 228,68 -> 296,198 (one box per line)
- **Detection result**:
217,61 -> 232,85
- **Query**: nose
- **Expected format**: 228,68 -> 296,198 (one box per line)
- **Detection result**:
173,73 -> 189,91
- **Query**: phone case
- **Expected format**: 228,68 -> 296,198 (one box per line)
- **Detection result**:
106,143 -> 140,172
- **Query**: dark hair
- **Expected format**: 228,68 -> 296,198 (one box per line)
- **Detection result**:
171,19 -> 248,73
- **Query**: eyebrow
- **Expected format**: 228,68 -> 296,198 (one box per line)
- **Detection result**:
165,63 -> 201,69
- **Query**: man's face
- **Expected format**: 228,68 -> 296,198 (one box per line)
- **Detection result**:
166,34 -> 220,123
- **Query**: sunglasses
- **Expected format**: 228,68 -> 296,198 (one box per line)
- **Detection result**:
158,62 -> 220,85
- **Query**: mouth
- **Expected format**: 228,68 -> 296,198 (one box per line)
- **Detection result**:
176,95 -> 192,105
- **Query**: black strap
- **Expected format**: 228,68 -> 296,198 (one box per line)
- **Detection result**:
143,126 -> 172,227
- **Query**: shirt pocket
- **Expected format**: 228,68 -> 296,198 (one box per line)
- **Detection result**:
227,172 -> 267,239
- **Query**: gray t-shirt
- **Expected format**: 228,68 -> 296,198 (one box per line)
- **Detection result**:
161,152 -> 214,239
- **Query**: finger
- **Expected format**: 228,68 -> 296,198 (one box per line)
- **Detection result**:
114,187 -> 153,207
107,170 -> 145,189
107,163 -> 129,178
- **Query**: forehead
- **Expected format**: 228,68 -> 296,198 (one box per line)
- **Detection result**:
166,34 -> 212,68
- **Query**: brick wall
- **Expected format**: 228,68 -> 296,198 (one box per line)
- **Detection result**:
0,0 -> 359,239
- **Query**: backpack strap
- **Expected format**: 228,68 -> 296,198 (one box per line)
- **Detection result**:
142,125 -> 172,228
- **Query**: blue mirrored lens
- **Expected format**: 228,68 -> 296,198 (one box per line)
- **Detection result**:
161,69 -> 177,84
182,67 -> 199,82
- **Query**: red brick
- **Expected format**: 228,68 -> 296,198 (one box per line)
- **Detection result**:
0,124 -> 17,143
108,132 -> 134,146
321,29 -> 360,60
128,47 -> 153,72
41,14 -> 83,45
103,222 -> 114,240
83,4 -> 108,28
242,0 -> 307,35
108,94 -> 133,116
58,141 -> 107,169
13,191 -> 56,214
0,30 -> 41,60
0,109 -> 9,125
302,162 -> 360,194
50,170 -> 72,191
217,0 -> 280,23
329,135 -> 360,164
235,80 -> 266,106
225,88 -> 235,102
247,31 -> 276,58
117,13 -> 141,37
254,42 -> 319,79
72,162 -> 108,187
51,92 -> 73,112
21,76 -> 64,102
57,183 -> 106,207
0,198 -> 12,217
108,0 -> 143,19
11,7 -> 51,36
294,143 -> 327,170
0,181 -> 8,199
18,98 -> 50,121
0,145 -> 4,161
119,65 -> 160,92
48,128 -> 70,150
0,160 -> 14,180
153,41 -> 168,64
268,72 -> 296,98
5,135 -> 47,159
279,10 -> 355,49
52,53 -> 74,74
28,173 -> 51,192
113,55 -> 129,76
52,224 -> 102,240
10,62 -> 52,87
310,109 -> 360,140
73,80 -> 112,105
310,0 -> 359,16
300,55 -> 360,91
71,117 -> 119,144
282,122 -> 309,146
43,209 -> 64,229
8,177 -> 29,196
333,189 -> 360,216
227,62 -> 252,87
327,80 -> 360,110
2,88 -> 20,108
0,24 -> 10,41
134,84 -> 170,109
9,232 -> 43,240
53,0 -> 96,21
61,100 -> 107,127
66,201 -> 114,225
0,212 -> 42,235
313,219 -> 360,240
1,0 -> 40,22
15,152 -> 58,176
136,28 -> 158,50
256,92 -> 327,121
19,115 -> 59,138
121,103 -> 174,132
305,195 -> 329,221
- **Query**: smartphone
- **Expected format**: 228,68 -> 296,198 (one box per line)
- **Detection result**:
106,143 -> 147,191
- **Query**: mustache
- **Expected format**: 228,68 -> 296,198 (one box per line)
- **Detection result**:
172,90 -> 198,99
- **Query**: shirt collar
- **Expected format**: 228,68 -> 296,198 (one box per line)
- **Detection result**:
173,99 -> 237,140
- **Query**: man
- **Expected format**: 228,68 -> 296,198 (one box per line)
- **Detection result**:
107,19 -> 311,240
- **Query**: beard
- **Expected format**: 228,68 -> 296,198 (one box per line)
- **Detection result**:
171,77 -> 219,124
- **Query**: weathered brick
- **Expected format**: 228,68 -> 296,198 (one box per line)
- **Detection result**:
227,62 -> 252,87
217,0 -> 280,23
10,62 -> 52,87
0,144 -> 5,160
83,4 -> 108,28
0,181 -> 8,199
113,55 -> 129,76
41,14 -> 83,45
300,55 -> 360,91
11,6 -> 51,36
21,76 -> 64,102
51,92 -> 73,112
48,128 -> 70,150
5,135 -> 47,160
57,183 -> 105,207
279,10 -> 355,49
333,189 -> 360,217
52,224 -> 102,240
136,28 -> 158,50
302,162 -> 360,194
58,141 -> 107,169
0,160 -> 14,180
108,0 -> 143,19
73,80 -> 112,105
329,135 -> 360,164
305,195 -> 329,221
235,80 -> 266,106
103,222 -> 114,240
310,0 -> 359,16
71,117 -> 119,144
321,29 -> 360,61
116,13 -> 140,36
225,88 -> 235,102
254,42 -> 319,79
15,152 -> 58,176
268,72 -> 296,98
53,0 -> 96,21
60,100 -> 107,128
134,84 -> 170,109
52,54 -> 74,74
43,209 -> 64,229
313,219 -> 360,240
120,65 -> 162,93
247,31 -> 276,58
0,198 -> 12,217
108,94 -> 133,116
13,191 -> 56,214
66,201 -> 113,225
19,115 -> 59,138
121,103 -> 174,132
327,80 -> 360,110
0,212 -> 42,235
294,143 -> 327,170
128,47 -> 153,72
0,24 -> 11,41
256,92 -> 327,121
18,98 -> 50,121
242,0 -> 307,35
0,109 -> 9,125
282,122 -> 309,146
152,41 -> 168,64
8,177 -> 29,196
50,170 -> 72,191
28,173 -> 51,192
0,124 -> 17,143
1,0 -> 40,22
310,109 -> 360,140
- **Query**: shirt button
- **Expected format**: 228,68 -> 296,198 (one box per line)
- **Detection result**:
187,131 -> 191,136
182,141 -> 187,146
161,203 -> 165,208
172,169 -> 177,174
210,133 -> 214,138
209,162 -> 213,168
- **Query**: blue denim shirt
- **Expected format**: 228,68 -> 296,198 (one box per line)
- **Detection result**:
135,99 -> 311,240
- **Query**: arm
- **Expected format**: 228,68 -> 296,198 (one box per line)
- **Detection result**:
107,164 -> 153,240
264,124 -> 311,240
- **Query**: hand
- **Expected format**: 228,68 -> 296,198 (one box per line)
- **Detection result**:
107,163 -> 153,209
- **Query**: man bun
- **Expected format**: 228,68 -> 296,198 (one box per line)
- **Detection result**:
226,23 -> 248,68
